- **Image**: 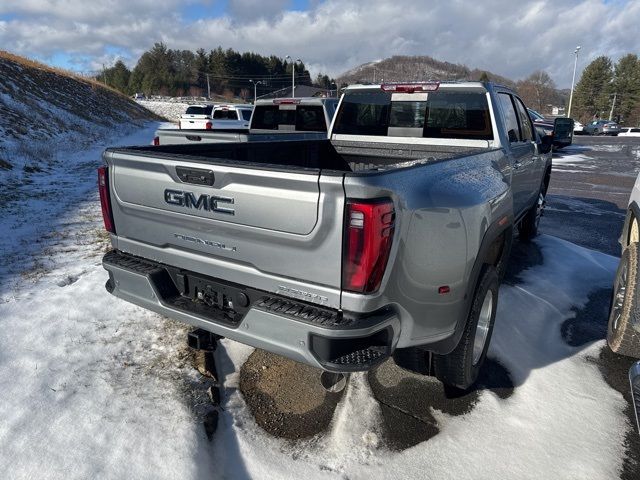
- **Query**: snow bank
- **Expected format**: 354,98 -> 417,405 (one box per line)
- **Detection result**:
211,236 -> 628,480
137,100 -> 188,123
0,119 -> 631,479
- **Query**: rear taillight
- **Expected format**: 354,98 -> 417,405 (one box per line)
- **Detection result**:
98,166 -> 116,234
205,121 -> 212,130
153,136 -> 160,145
342,199 -> 395,293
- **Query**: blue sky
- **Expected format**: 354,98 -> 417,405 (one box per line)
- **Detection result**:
0,0 -> 638,87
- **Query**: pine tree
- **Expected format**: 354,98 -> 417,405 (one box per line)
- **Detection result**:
573,56 -> 614,122
103,60 -> 130,94
613,54 -> 640,125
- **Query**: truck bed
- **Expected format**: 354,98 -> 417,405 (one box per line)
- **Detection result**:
110,139 -> 487,174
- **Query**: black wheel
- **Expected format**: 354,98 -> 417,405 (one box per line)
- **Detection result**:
392,347 -> 431,375
518,183 -> 547,242
433,266 -> 499,390
607,244 -> 640,358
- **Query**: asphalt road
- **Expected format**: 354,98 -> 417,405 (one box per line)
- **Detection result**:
238,135 -> 640,478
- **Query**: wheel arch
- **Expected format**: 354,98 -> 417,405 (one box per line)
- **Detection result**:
621,201 -> 640,250
424,217 -> 513,355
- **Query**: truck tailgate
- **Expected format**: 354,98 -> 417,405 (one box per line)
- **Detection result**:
105,151 -> 345,306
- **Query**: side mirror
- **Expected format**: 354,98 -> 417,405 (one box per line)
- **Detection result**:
631,361 -> 640,435
538,134 -> 553,154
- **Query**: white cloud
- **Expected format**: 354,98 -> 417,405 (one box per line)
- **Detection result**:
227,0 -> 292,21
0,0 -> 639,86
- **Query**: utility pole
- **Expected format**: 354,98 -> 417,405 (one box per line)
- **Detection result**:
609,92 -> 617,121
567,45 -> 581,118
102,63 -> 107,86
206,73 -> 211,99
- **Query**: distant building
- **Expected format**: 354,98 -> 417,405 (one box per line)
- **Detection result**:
551,106 -> 566,116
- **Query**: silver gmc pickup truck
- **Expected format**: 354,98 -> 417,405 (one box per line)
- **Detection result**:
100,81 -> 552,390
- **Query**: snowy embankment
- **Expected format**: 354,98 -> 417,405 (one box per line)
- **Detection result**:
0,52 -> 157,186
137,100 -> 188,123
0,123 -> 216,478
0,122 -> 632,478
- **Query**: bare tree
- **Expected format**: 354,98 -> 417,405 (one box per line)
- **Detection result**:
517,71 -> 556,113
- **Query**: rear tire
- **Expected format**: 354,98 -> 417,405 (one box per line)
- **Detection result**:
433,266 -> 499,390
607,244 -> 640,358
518,183 -> 547,242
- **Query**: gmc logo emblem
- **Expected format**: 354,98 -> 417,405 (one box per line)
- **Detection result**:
164,189 -> 235,215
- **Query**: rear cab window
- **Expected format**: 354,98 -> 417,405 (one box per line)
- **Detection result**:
185,105 -> 213,115
251,103 -> 328,131
332,88 -> 493,140
213,108 -> 239,120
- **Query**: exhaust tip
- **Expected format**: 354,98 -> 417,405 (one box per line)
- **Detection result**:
320,371 -> 347,393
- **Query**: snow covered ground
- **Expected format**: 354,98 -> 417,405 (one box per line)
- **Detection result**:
137,100 -> 188,123
0,127 -> 634,479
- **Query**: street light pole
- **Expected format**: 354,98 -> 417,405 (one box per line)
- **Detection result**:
285,55 -> 302,98
249,79 -> 262,103
567,45 -> 581,118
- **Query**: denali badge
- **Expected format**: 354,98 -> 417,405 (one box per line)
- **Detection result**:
173,233 -> 237,252
277,285 -> 329,306
164,189 -> 235,215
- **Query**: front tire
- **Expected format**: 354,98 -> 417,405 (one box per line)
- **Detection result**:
433,266 -> 499,390
607,244 -> 640,358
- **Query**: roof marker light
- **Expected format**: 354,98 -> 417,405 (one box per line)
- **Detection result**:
273,98 -> 301,105
381,82 -> 440,93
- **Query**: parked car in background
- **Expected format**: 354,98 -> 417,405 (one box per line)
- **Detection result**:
157,97 -> 337,145
606,172 -> 640,433
179,104 -> 215,129
179,104 -> 254,130
527,108 -> 573,149
619,127 -> 640,137
583,120 -> 620,136
133,93 -> 146,100
210,104 -> 253,130
573,121 -> 584,134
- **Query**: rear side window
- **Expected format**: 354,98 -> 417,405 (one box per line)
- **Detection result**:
239,109 -> 253,121
213,109 -> 239,120
333,90 -> 493,139
633,128 -> 640,133
497,93 -> 520,143
296,106 -> 327,132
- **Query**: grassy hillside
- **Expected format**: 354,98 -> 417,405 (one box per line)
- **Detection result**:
0,51 -> 161,173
